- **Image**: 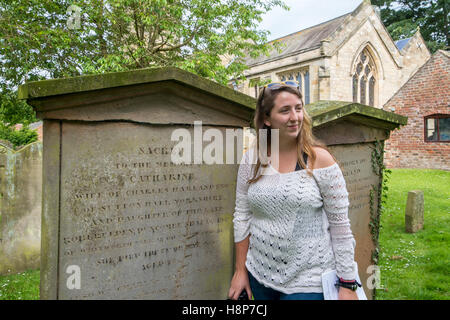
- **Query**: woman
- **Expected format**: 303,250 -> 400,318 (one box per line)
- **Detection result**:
228,81 -> 359,300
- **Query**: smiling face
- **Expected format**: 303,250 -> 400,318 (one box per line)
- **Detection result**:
264,91 -> 303,141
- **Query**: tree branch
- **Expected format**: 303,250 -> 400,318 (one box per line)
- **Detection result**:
156,24 -> 200,52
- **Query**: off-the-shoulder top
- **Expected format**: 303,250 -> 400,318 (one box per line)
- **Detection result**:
232,148 -> 357,293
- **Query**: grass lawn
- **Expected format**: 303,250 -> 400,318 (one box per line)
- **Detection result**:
0,169 -> 448,300
0,269 -> 39,300
375,168 -> 450,300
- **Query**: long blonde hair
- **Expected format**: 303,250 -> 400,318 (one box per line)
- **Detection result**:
248,85 -> 336,184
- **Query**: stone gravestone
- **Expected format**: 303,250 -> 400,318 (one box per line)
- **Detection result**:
19,67 -> 254,299
405,190 -> 424,233
0,141 -> 42,275
307,101 -> 407,299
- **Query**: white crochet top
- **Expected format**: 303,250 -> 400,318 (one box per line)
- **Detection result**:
233,148 -> 357,294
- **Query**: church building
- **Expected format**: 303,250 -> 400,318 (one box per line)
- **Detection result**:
234,0 -> 430,109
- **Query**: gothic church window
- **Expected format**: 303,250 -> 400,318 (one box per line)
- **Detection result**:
278,68 -> 310,104
304,71 -> 310,105
296,72 -> 302,90
352,48 -> 377,107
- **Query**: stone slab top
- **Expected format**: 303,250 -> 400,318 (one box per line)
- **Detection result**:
306,100 -> 408,130
18,67 -> 406,131
18,66 -> 255,111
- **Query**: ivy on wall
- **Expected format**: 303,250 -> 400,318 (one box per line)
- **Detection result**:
369,139 -> 391,264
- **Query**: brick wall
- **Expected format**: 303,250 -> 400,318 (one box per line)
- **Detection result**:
383,51 -> 449,170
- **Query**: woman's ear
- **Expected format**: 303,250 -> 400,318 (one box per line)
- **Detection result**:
264,118 -> 271,127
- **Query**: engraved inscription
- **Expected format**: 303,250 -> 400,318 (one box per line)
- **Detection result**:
58,123 -> 236,299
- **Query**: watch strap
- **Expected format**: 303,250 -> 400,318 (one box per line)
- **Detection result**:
335,277 -> 362,291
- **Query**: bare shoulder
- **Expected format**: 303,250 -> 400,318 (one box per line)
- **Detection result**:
311,146 -> 336,169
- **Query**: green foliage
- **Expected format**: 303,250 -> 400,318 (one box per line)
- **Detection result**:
0,0 -> 289,90
369,139 -> 390,268
0,92 -> 36,125
0,0 -> 288,145
372,0 -> 449,52
0,269 -> 40,300
0,123 -> 38,148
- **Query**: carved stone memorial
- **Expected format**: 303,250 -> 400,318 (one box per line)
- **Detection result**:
0,141 -> 42,275
19,67 -> 254,299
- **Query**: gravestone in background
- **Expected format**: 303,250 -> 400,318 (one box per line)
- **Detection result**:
405,190 -> 424,233
0,141 -> 42,275
19,67 -> 254,299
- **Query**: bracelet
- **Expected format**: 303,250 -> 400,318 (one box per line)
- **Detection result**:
335,277 -> 362,291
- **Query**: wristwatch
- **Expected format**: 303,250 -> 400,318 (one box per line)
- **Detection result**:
335,277 -> 362,291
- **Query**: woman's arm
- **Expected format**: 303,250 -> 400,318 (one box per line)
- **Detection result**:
228,150 -> 254,300
312,147 -> 358,300
228,235 -> 252,300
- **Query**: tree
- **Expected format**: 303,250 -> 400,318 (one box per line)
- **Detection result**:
372,0 -> 449,53
0,0 -> 288,144
1,0 -> 288,90
0,92 -> 38,148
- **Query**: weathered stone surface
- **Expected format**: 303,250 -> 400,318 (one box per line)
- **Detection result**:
0,141 -> 42,275
308,101 -> 407,131
18,67 -> 255,112
21,67 -> 254,300
57,123 -> 237,299
405,190 -> 424,233
329,143 -> 379,299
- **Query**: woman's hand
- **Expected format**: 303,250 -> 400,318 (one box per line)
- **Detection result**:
228,269 -> 252,300
338,287 -> 359,300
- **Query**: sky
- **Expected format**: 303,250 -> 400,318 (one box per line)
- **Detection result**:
259,0 -> 364,41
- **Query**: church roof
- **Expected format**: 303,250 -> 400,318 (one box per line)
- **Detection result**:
243,13 -> 352,66
395,37 -> 412,51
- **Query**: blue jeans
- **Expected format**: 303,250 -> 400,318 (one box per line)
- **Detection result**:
248,271 -> 324,300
